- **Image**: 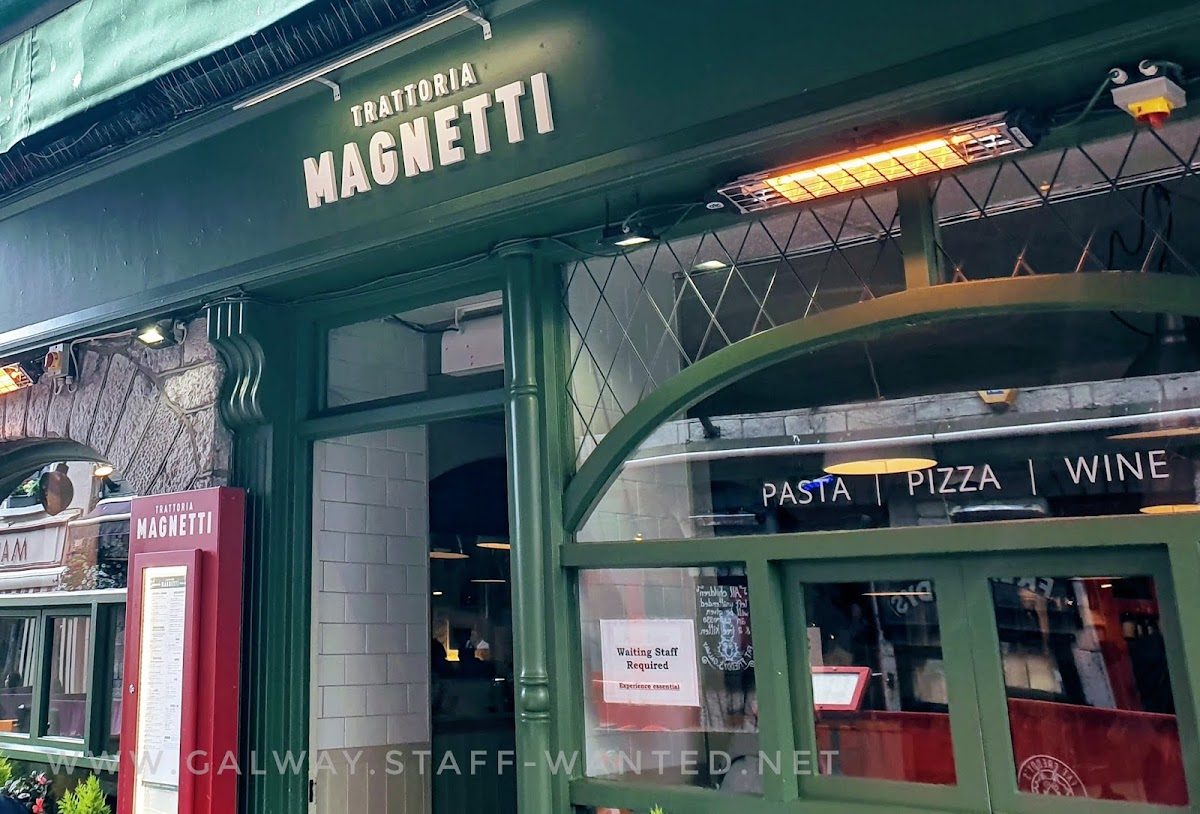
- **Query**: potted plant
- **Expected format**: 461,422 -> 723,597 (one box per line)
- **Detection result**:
56,776 -> 111,814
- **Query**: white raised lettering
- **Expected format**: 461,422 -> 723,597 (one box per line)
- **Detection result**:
907,470 -> 926,496
351,105 -> 364,127
364,101 -> 378,124
461,92 -> 493,154
530,72 -> 555,134
434,105 -> 465,166
779,482 -> 796,506
399,117 -> 434,177
461,62 -> 478,86
761,483 -> 777,506
390,89 -> 405,113
494,80 -> 526,144
340,142 -> 372,197
433,73 -> 449,97
403,83 -> 418,107
303,152 -> 338,209
377,94 -> 394,118
418,79 -> 434,102
369,131 -> 399,185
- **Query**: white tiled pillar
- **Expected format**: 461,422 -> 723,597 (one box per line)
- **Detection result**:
311,318 -> 432,813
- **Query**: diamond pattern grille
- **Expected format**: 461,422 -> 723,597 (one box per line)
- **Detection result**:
567,116 -> 1200,467
566,192 -> 903,466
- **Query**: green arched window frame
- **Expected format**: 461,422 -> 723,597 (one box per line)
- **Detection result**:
564,271 -> 1200,533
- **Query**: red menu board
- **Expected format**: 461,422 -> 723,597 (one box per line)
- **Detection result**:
118,488 -> 245,814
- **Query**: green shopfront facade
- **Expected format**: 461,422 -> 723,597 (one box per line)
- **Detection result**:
3,1 -> 1200,813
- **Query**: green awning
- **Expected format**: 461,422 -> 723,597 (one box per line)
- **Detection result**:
0,0 -> 317,154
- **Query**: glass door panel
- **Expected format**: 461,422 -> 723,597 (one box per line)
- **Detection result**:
966,548 -> 1200,813
784,559 -> 990,813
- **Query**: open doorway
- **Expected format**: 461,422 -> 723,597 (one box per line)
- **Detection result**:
427,416 -> 515,814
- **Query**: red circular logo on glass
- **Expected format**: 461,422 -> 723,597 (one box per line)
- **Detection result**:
1018,755 -> 1087,797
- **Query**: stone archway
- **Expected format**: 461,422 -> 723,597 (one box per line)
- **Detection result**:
0,316 -> 230,498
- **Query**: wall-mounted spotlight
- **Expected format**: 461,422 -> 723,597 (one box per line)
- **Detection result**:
600,223 -> 656,248
93,463 -> 115,478
137,319 -> 185,348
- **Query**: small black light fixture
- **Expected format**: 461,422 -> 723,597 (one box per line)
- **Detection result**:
600,223 -> 656,248
137,319 -> 185,348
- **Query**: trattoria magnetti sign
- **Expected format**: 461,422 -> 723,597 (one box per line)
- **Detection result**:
302,62 -> 554,209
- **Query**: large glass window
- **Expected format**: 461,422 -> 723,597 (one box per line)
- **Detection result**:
579,310 -> 1200,542
579,567 -> 759,793
990,574 -> 1188,805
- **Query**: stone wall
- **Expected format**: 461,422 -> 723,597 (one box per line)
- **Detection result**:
0,316 -> 229,494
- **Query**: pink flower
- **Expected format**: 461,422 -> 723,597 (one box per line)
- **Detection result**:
35,774 -> 46,785
32,797 -> 44,813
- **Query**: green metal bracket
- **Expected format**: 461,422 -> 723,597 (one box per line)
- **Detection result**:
563,272 -> 1200,532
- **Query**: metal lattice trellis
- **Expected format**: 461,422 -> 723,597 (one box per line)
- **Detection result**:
566,116 -> 1200,467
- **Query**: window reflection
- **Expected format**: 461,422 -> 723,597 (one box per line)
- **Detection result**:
0,617 -> 35,734
804,582 -> 955,785
47,616 -> 91,739
107,608 -> 126,752
990,576 -> 1187,805
579,311 -> 1200,543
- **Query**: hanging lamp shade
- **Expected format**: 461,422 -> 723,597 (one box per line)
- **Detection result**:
429,534 -> 470,560
823,443 -> 937,476
1138,449 -> 1200,514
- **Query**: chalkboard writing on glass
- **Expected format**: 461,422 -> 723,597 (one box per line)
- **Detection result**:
695,576 -> 754,673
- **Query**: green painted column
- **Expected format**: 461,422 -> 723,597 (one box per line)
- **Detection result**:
207,299 -> 310,814
503,255 -> 555,813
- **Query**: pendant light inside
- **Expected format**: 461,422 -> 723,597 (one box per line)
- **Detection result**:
823,443 -> 937,476
429,534 -> 470,560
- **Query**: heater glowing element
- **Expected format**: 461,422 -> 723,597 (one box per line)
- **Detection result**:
0,364 -> 36,395
717,112 -> 1042,213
